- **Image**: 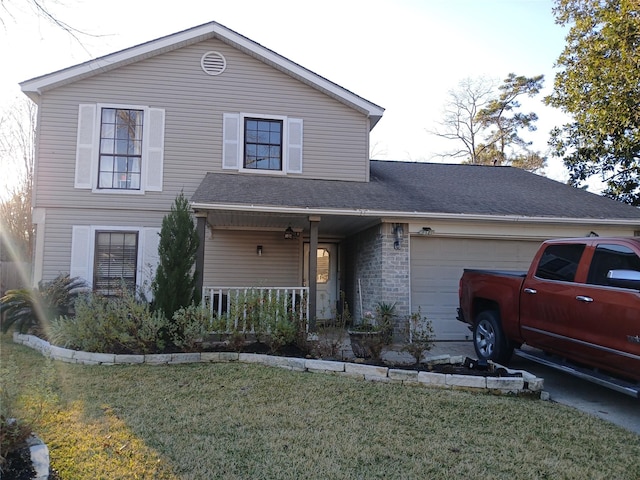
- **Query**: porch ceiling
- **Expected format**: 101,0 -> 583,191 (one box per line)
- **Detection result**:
204,210 -> 380,238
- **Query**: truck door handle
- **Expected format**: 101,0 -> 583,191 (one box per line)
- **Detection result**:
524,288 -> 537,294
576,296 -> 594,303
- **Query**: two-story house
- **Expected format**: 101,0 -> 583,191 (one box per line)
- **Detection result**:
21,21 -> 640,340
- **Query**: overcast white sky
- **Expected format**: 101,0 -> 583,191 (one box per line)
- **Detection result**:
1,0 -> 571,195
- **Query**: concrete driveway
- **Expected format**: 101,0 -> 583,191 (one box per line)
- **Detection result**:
429,341 -> 640,435
508,355 -> 640,435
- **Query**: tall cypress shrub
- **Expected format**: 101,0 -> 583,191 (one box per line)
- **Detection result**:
152,192 -> 200,320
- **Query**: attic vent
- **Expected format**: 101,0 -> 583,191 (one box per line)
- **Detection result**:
201,51 -> 226,76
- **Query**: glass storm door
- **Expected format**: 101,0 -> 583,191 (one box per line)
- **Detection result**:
304,243 -> 338,320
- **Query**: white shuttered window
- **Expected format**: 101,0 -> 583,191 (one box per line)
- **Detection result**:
75,104 -> 165,193
223,113 -> 303,174
70,225 -> 161,296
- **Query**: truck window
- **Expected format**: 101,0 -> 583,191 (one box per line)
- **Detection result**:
587,244 -> 640,287
535,244 -> 586,282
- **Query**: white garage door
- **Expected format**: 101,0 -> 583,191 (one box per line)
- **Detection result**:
410,237 -> 541,340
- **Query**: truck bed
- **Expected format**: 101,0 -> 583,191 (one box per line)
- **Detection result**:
462,269 -> 527,277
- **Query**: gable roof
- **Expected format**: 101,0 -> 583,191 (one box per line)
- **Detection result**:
20,21 -> 384,128
191,160 -> 640,225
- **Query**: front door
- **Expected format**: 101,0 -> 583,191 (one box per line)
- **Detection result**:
304,243 -> 338,320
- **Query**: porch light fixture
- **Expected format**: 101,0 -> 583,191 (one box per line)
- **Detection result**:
393,224 -> 404,250
284,226 -> 299,240
257,245 -> 263,256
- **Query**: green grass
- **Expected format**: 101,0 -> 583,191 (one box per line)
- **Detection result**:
3,335 -> 640,480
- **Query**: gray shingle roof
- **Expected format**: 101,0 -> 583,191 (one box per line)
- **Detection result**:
191,161 -> 640,220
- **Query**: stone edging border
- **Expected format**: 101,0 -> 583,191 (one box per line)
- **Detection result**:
13,332 -> 545,395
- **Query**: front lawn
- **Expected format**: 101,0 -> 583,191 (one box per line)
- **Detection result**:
3,335 -> 639,479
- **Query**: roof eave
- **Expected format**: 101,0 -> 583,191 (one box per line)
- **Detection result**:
19,21 -> 384,126
190,202 -> 640,226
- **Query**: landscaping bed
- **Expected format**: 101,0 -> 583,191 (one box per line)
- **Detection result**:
12,332 -> 543,396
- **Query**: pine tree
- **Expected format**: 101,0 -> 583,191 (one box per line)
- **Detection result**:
152,192 -> 200,319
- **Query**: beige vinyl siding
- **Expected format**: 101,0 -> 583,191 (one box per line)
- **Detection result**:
203,230 -> 300,287
33,38 -> 369,212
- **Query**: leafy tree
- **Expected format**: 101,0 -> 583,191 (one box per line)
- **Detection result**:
432,74 -> 546,172
546,0 -> 640,205
152,192 -> 200,320
510,151 -> 548,173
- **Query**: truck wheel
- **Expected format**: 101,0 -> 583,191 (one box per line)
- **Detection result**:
473,311 -> 513,364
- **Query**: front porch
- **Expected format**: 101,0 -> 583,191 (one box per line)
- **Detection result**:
192,205 -> 411,333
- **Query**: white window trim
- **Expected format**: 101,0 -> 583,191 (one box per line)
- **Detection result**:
91,104 -> 150,194
239,113 -> 289,175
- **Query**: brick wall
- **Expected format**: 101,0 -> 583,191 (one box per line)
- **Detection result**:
346,223 -> 410,337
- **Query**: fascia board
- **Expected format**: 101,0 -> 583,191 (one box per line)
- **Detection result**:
189,202 -> 640,227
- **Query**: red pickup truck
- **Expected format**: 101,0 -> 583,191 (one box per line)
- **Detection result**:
458,237 -> 640,390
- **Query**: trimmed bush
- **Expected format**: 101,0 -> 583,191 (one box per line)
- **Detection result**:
49,290 -> 171,354
170,305 -> 212,351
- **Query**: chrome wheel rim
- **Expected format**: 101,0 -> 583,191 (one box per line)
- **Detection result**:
475,319 -> 495,358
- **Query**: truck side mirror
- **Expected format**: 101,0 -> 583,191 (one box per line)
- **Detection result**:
607,269 -> 640,290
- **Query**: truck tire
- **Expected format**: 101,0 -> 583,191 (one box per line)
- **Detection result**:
473,310 -> 513,364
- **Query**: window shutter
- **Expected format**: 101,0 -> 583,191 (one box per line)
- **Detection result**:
75,104 -> 96,189
145,108 -> 165,191
287,118 -> 303,174
141,227 -> 161,299
222,113 -> 240,169
70,226 -> 92,287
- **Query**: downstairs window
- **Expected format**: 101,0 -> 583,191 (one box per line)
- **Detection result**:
93,231 -> 138,295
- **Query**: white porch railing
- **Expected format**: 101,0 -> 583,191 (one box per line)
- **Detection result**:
202,286 -> 309,333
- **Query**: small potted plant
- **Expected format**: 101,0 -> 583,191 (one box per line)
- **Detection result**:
348,310 -> 384,360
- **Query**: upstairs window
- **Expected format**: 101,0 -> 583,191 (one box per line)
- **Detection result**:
94,231 -> 138,296
98,108 -> 143,190
535,244 -> 586,282
75,103 -> 165,193
223,113 -> 302,174
244,118 -> 283,170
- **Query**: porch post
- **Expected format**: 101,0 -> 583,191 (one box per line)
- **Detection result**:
308,215 -> 320,332
194,211 -> 207,304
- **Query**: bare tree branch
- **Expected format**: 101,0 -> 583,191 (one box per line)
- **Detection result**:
427,77 -> 496,162
1,0 -> 102,53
